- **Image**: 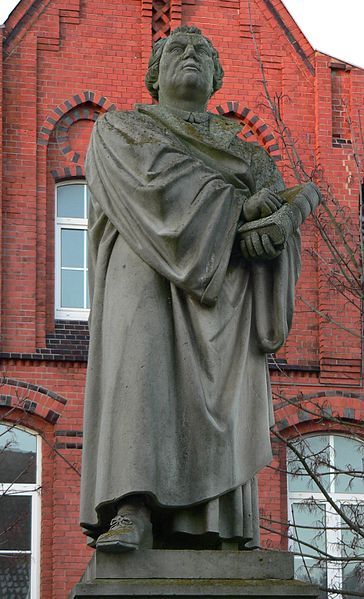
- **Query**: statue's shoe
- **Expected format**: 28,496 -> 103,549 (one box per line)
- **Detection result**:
96,513 -> 152,553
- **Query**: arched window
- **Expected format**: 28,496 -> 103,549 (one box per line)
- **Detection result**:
287,434 -> 364,598
55,181 -> 89,320
0,424 -> 41,598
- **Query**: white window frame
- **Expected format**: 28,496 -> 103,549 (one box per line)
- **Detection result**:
55,180 -> 89,320
287,433 -> 364,599
0,425 -> 42,599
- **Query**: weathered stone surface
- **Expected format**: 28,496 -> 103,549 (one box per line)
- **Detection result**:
69,550 -> 319,598
83,549 -> 294,581
70,578 -> 319,598
81,26 -> 308,550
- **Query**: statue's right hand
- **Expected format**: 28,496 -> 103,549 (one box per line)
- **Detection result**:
242,188 -> 283,222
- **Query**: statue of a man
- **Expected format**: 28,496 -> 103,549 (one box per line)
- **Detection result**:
80,25 -> 318,552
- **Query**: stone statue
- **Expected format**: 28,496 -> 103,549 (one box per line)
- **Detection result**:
80,25 -> 320,553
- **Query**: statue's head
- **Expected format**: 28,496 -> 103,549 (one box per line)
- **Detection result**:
145,25 -> 224,104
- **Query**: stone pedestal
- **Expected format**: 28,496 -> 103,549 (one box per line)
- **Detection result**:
69,549 -> 319,598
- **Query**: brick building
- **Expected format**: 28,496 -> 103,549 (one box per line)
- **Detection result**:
0,0 -> 363,597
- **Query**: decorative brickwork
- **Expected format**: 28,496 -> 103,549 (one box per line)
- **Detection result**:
0,377 -> 67,405
274,390 -> 364,432
54,104 -> 103,164
331,65 -> 351,145
5,0 -> 81,56
260,0 -> 315,75
50,165 -> 84,180
240,20 -> 261,40
332,138 -> 352,148
56,429 -> 83,436
4,0 -> 51,55
170,0 -> 182,29
152,0 -> 171,42
59,8 -> 80,26
55,440 -> 83,449
0,378 -> 68,426
38,91 -> 115,149
0,394 -> 12,406
55,428 -> 83,449
220,0 -> 239,9
320,356 -> 362,385
215,102 -> 282,161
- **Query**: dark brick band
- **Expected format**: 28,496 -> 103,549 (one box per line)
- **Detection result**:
55,441 -> 83,449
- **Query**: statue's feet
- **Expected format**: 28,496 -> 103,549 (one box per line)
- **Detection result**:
96,510 -> 152,553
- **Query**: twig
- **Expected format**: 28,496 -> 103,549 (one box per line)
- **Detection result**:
272,430 -> 364,538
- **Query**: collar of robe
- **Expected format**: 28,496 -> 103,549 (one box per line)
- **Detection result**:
169,108 -> 211,125
160,107 -> 243,137
137,104 -> 243,146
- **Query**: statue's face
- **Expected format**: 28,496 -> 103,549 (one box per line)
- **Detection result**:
157,33 -> 215,107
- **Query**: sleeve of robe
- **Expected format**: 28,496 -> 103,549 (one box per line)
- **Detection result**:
249,144 -> 302,353
85,111 -> 251,306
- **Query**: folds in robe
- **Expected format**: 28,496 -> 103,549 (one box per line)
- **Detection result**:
80,105 -> 301,536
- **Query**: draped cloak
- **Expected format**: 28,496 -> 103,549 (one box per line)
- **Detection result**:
80,105 -> 301,544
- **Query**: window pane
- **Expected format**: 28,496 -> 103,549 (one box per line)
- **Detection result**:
61,229 -> 84,268
334,437 -> 364,494
288,436 -> 331,492
57,184 -> 84,218
0,554 -> 31,599
0,495 -> 32,550
291,503 -> 327,558
292,504 -> 327,599
341,504 -> 364,599
342,562 -> 364,598
0,425 -> 36,483
61,270 -> 84,308
295,557 -> 327,599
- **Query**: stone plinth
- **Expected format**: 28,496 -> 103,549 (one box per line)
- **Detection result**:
69,550 -> 319,598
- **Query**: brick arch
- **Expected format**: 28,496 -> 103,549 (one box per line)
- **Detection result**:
214,100 -> 282,161
274,390 -> 364,433
0,377 -> 67,425
55,104 -> 104,164
50,165 -> 85,181
38,90 -> 116,150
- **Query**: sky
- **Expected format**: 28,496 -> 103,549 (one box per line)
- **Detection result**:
281,0 -> 363,68
0,0 -> 363,68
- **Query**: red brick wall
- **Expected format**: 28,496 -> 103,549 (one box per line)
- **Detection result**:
0,1 -> 363,597
1,361 -> 90,596
0,26 -> 3,339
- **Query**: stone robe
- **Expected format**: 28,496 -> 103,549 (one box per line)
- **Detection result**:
80,105 -> 301,545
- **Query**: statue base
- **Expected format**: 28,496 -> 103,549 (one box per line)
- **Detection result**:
69,549 -> 319,598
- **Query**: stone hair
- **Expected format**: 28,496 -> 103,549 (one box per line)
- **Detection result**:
145,25 -> 224,101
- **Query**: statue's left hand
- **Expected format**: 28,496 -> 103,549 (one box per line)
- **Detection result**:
240,230 -> 283,261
